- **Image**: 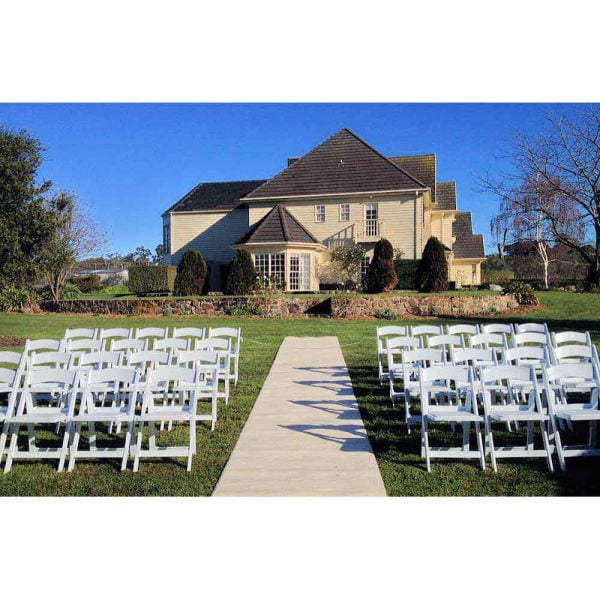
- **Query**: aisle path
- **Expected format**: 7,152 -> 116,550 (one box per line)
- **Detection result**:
213,336 -> 386,496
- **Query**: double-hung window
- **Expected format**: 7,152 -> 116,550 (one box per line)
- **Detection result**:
315,205 -> 326,223
339,203 -> 350,222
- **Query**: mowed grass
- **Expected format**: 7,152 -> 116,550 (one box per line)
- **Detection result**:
0,289 -> 599,496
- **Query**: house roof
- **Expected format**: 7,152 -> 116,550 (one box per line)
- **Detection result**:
164,180 -> 267,214
388,154 -> 436,202
452,212 -> 485,259
235,203 -> 322,246
244,129 -> 427,200
435,181 -> 457,211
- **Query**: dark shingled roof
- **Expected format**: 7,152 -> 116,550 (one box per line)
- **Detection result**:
164,180 -> 267,214
235,204 -> 322,246
452,212 -> 485,258
388,154 -> 436,202
245,129 -> 427,200
435,181 -> 457,211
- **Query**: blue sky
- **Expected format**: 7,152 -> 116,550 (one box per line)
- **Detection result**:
0,103 -> 591,255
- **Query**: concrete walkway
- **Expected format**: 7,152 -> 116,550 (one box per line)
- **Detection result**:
213,336 -> 386,496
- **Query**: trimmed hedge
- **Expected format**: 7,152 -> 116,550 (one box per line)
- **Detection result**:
70,274 -> 102,293
394,259 -> 419,290
129,265 -> 177,295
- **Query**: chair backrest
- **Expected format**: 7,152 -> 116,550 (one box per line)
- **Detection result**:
0,367 -> 18,389
502,345 -> 549,366
445,323 -> 479,336
0,351 -> 25,370
552,344 -> 597,364
127,350 -> 170,371
81,367 -> 140,414
410,325 -> 444,338
451,347 -> 496,367
512,332 -> 548,347
515,323 -> 548,335
25,338 -> 62,353
110,338 -> 146,353
542,363 -> 599,411
30,351 -> 74,369
64,328 -> 97,340
21,368 -> 81,414
426,334 -> 464,350
175,349 -> 219,367
135,328 -> 167,348
153,338 -> 189,352
143,366 -> 215,412
469,333 -> 506,349
479,365 -> 538,412
67,338 -> 103,353
99,327 -> 132,340
376,326 -> 409,353
386,336 -> 422,372
480,323 -> 514,336
401,349 -> 445,380
195,338 -> 231,353
172,327 -> 206,348
418,365 -> 474,414
551,330 -> 591,347
78,351 -> 123,369
208,327 -> 241,353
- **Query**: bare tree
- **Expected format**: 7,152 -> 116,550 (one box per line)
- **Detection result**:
490,213 -> 511,259
482,106 -> 600,286
40,191 -> 106,301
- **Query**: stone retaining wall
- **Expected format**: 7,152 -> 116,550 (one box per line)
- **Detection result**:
42,293 -> 519,319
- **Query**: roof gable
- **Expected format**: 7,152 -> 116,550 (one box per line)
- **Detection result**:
435,181 -> 457,211
244,129 -> 427,200
235,204 -> 322,246
388,154 -> 436,202
452,212 -> 484,258
165,180 -> 266,214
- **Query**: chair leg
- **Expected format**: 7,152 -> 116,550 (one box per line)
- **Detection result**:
551,416 -> 567,472
133,424 -> 143,472
57,425 -> 71,472
187,419 -> 195,471
3,424 -> 20,473
474,421 -> 485,470
68,422 -> 82,472
422,419 -> 431,472
0,421 -> 9,468
540,421 -> 554,473
485,419 -> 498,472
121,420 -> 134,471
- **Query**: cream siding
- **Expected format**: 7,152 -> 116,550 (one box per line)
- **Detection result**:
450,259 -> 483,286
168,208 -> 248,263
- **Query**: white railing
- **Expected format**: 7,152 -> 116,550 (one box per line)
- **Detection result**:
356,219 -> 384,240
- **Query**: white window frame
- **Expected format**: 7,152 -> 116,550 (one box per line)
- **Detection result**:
315,205 -> 326,223
339,203 -> 350,222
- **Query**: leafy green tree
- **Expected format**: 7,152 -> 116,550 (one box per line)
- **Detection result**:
331,242 -> 365,289
225,250 -> 256,295
174,249 -> 207,296
0,126 -> 55,287
415,236 -> 449,292
365,238 -> 398,293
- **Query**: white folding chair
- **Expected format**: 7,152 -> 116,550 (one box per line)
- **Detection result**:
68,367 -> 141,471
391,348 -> 445,432
66,338 -> 103,363
0,367 -> 20,467
502,346 -> 550,370
552,344 -> 600,367
29,351 -> 75,370
0,351 -> 26,381
386,336 -> 422,389
478,365 -> 553,472
133,365 -> 218,471
480,323 -> 515,336
3,368 -> 81,473
135,327 -> 168,349
195,338 -> 232,403
208,327 -> 242,385
410,324 -> 444,346
78,351 -> 124,371
426,334 -> 464,357
127,350 -> 171,378
24,338 -> 63,354
376,326 -> 409,383
551,330 -> 592,347
172,327 -> 206,350
154,337 -> 190,356
63,328 -> 97,341
450,348 -> 496,368
99,328 -> 133,351
445,323 -> 479,343
543,363 -> 600,471
419,365 -> 485,472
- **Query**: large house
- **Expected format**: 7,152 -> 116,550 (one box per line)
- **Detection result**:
162,128 -> 485,291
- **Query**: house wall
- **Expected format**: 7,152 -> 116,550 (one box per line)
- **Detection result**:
166,208 -> 249,264
450,259 -> 482,286
426,210 -> 455,250
247,192 -> 425,259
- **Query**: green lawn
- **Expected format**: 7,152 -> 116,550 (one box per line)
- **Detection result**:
1,289 -> 599,496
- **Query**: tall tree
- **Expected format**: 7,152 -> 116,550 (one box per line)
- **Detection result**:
365,238 -> 397,293
0,126 -> 55,287
39,191 -> 105,301
482,107 -> 600,286
415,237 -> 448,292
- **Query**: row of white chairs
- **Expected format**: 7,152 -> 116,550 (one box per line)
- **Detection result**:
0,365 -> 219,473
414,362 -> 600,473
15,326 -> 242,385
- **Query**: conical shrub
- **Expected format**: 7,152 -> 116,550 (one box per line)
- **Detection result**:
415,236 -> 449,292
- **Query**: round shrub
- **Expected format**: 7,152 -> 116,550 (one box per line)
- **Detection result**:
415,237 -> 448,292
365,239 -> 398,293
225,250 -> 256,295
174,249 -> 207,296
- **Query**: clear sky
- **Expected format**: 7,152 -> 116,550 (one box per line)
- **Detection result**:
0,103 -> 591,255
